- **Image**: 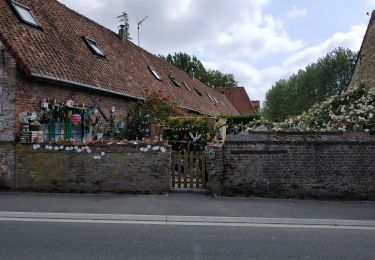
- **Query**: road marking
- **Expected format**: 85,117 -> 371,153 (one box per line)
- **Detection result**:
0,211 -> 374,230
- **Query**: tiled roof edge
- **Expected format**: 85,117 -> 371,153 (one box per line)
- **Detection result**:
31,72 -> 209,116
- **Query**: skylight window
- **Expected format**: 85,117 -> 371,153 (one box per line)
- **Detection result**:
194,87 -> 203,96
148,66 -> 162,81
9,0 -> 40,28
83,37 -> 106,57
220,99 -> 225,106
213,96 -> 219,104
206,93 -> 214,101
169,75 -> 181,87
182,82 -> 192,92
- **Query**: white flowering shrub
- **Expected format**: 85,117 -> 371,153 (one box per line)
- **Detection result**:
235,85 -> 375,133
296,85 -> 375,132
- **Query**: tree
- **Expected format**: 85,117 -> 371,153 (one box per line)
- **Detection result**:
202,69 -> 238,88
263,47 -> 357,121
159,52 -> 238,88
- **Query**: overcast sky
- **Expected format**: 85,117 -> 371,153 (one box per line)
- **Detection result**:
59,0 -> 374,102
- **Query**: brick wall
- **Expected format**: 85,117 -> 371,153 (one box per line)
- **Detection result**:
349,13 -> 375,89
0,40 -> 16,142
207,133 -> 375,199
14,144 -> 171,194
14,77 -> 135,138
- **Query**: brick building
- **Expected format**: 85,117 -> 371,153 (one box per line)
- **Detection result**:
216,87 -> 259,115
0,0 -> 240,145
349,10 -> 375,89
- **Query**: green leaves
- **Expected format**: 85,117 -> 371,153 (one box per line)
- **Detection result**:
159,52 -> 238,88
264,47 -> 357,121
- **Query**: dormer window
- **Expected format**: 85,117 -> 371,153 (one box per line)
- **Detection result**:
194,87 -> 203,96
182,82 -> 192,92
9,0 -> 41,28
148,66 -> 162,81
169,75 -> 181,87
83,37 -> 106,57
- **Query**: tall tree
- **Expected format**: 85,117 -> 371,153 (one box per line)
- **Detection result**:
263,47 -> 357,121
159,52 -> 238,88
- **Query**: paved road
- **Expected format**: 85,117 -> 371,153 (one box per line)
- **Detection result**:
1,192 -> 374,220
0,192 -> 374,259
1,221 -> 374,260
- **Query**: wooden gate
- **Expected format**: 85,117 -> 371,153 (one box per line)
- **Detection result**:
171,150 -> 206,189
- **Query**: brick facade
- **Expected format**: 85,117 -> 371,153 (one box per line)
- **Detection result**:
207,133 -> 375,199
349,11 -> 375,89
0,40 -> 17,142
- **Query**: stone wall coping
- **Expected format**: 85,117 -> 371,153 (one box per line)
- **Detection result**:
225,133 -> 375,143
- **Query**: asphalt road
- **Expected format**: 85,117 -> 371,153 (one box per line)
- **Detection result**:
1,221 -> 374,260
0,192 -> 374,259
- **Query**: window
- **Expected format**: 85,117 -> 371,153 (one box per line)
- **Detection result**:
194,87 -> 203,96
206,93 -> 214,101
213,96 -> 219,104
182,82 -> 192,92
82,36 -> 106,57
169,75 -> 181,87
9,0 -> 41,28
148,66 -> 162,81
220,99 -> 226,106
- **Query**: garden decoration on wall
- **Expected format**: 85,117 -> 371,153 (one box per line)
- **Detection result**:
162,116 -> 215,151
17,95 -> 128,145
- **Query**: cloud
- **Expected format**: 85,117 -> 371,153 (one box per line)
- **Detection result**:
287,6 -> 307,19
205,24 -> 366,102
367,0 -> 375,5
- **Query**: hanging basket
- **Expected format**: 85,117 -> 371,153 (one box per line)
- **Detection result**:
71,113 -> 81,126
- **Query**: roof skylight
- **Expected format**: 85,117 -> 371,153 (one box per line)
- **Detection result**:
82,36 -> 105,57
9,0 -> 40,28
169,75 -> 181,87
206,93 -> 214,101
148,66 -> 162,81
182,82 -> 192,92
194,87 -> 203,96
213,96 -> 219,104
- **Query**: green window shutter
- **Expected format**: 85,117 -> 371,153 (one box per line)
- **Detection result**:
65,119 -> 72,139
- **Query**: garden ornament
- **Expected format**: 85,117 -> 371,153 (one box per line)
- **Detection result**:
189,132 -> 202,142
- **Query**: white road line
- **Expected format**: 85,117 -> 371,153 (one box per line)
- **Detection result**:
0,212 -> 374,230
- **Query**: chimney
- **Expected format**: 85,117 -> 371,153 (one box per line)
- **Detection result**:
118,25 -> 127,43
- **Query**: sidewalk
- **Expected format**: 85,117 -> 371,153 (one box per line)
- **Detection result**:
0,192 -> 374,220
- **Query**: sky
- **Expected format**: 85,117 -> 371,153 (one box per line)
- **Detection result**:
58,0 -> 375,103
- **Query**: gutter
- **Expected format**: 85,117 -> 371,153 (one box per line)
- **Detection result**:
31,73 -> 144,101
30,73 -> 207,116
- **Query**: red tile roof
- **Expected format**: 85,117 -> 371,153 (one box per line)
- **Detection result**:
216,87 -> 258,115
0,0 -> 239,116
